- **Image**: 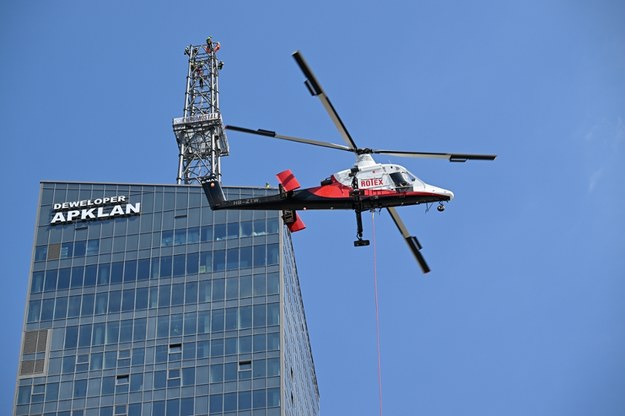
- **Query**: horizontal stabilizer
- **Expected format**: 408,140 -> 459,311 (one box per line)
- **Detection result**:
283,210 -> 306,233
276,169 -> 301,192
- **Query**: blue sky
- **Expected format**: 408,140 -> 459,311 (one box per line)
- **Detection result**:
2,1 -> 625,415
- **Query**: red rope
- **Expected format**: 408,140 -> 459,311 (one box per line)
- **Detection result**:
371,211 -> 384,416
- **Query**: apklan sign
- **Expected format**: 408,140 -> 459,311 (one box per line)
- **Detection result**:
50,195 -> 140,225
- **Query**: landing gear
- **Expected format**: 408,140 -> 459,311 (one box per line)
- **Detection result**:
437,203 -> 445,212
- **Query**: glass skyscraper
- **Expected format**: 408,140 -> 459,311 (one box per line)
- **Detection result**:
14,181 -> 318,416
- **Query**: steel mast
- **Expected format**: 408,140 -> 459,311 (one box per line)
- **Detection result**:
172,37 -> 229,184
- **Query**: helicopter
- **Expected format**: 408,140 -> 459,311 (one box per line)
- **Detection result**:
201,51 -> 496,273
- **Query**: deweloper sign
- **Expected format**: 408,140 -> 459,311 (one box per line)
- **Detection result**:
50,195 -> 140,225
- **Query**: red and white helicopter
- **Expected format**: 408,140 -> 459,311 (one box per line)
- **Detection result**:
202,51 -> 495,273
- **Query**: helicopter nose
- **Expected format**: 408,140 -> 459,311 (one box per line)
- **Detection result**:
432,186 -> 454,200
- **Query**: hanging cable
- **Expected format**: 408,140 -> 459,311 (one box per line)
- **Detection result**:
371,211 -> 384,416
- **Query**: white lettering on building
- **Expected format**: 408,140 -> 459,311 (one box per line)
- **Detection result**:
50,195 -> 140,225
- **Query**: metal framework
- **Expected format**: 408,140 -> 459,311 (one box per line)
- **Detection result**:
172,37 -> 229,184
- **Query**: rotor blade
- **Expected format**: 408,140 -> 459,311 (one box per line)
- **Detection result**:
387,207 -> 430,274
225,125 -> 354,153
373,150 -> 497,162
292,51 -> 359,152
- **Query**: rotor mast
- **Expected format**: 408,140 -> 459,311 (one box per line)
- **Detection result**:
172,37 -> 229,184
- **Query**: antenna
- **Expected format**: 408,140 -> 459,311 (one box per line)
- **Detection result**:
172,36 -> 229,184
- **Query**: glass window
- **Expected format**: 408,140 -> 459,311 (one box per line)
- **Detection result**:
68,295 -> 81,318
239,306 -> 252,329
130,374 -> 143,392
54,297 -> 68,320
267,303 -> 279,325
62,355 -> 75,374
211,309 -> 224,332
184,312 -> 197,336
74,240 -> 86,257
58,268 -> 71,289
162,230 -> 173,246
198,280 -> 211,302
31,271 -> 44,293
124,260 -> 137,282
172,283 -> 184,306
35,245 -> 47,262
267,272 -> 279,294
95,293 -> 108,314
267,243 -> 279,265
267,358 -> 280,377
239,336 -> 252,354
187,227 -> 199,243
61,242 -> 73,259
267,217 -> 279,234
78,324 -> 92,347
173,254 -> 186,276
213,250 -> 225,272
212,279 -> 224,302
267,387 -> 280,407
27,300 -> 41,323
174,229 -> 186,245
186,252 -> 198,275
197,341 -> 209,359
253,358 -> 266,378
185,281 -> 197,304
223,392 -> 237,412
157,315 -> 169,338
253,334 -> 266,353
106,322 -> 119,344
253,304 -> 266,328
170,314 -> 183,337
135,287 -> 148,310
110,262 -> 123,284
132,347 -> 145,366
253,389 -> 266,409
158,285 -> 171,308
254,245 -> 267,267
209,394 -> 222,413
41,298 -> 55,321
224,362 -> 237,382
240,246 -> 253,269
154,370 -> 166,389
90,352 -> 103,370
84,265 -> 97,286
253,219 -> 267,236
71,266 -> 84,289
137,258 -> 150,280
239,391 -> 251,410
214,224 -> 226,241
81,294 -> 94,316
199,251 -> 212,273
44,269 -> 58,291
92,323 -> 105,346
240,275 -> 252,297
86,239 -> 99,256
160,256 -> 172,278
101,376 -> 115,395
133,318 -> 147,342
65,326 -> 78,348
267,332 -> 279,350
197,310 -> 210,334
180,397 -> 194,416
211,338 -> 224,357
200,225 -> 213,242
225,337 -> 237,355
226,248 -> 239,270
98,264 -> 110,285
241,221 -> 253,238
225,307 -> 237,330
253,275 -> 266,296
104,351 -> 117,369
227,222 -> 239,239
108,291 -> 121,313
122,289 -> 135,312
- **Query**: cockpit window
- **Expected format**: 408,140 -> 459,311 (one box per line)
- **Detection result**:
390,172 -> 412,191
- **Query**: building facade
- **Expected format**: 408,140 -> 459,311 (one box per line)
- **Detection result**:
14,181 -> 318,416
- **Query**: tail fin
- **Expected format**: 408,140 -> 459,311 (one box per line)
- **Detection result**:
200,175 -> 226,209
